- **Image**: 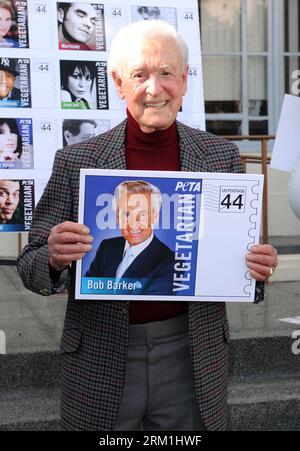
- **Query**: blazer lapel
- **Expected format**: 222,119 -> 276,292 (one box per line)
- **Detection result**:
176,121 -> 212,173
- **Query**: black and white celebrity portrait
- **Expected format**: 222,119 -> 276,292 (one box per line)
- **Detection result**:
132,5 -> 177,28
86,180 -> 175,295
0,57 -> 20,102
57,2 -> 97,50
62,119 -> 97,146
60,60 -> 97,109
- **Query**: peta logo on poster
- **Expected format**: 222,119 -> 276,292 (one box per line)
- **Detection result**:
175,181 -> 202,192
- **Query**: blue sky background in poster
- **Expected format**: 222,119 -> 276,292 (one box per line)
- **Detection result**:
82,174 -> 202,296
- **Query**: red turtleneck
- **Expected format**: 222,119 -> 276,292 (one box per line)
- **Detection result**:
125,111 -> 188,324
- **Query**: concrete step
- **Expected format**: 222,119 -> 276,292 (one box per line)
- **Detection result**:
1,373 -> 300,431
269,236 -> 300,255
0,351 -> 60,391
229,336 -> 300,376
0,387 -> 61,431
0,333 -> 299,431
228,373 -> 300,431
1,333 -> 299,392
0,331 -> 299,431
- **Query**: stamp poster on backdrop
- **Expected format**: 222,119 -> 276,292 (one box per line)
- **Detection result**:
0,178 -> 34,232
0,0 -> 204,234
76,169 -> 264,303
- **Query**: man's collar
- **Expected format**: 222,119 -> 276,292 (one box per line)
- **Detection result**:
92,118 -> 208,171
124,232 -> 154,258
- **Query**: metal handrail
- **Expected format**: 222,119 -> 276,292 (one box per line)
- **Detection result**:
222,135 -> 275,244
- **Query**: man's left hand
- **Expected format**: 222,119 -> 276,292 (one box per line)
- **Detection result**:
246,244 -> 278,281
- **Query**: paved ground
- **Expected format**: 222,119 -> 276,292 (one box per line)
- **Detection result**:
228,280 -> 300,338
0,266 -> 66,354
0,266 -> 299,354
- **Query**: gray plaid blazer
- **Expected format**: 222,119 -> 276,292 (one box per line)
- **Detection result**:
17,120 -> 263,431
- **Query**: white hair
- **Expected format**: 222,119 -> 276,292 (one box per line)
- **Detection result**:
112,180 -> 162,213
107,20 -> 189,76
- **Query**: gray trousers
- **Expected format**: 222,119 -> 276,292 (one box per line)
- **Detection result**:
113,313 -> 206,431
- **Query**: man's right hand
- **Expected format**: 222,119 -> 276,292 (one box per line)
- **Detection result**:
48,221 -> 94,272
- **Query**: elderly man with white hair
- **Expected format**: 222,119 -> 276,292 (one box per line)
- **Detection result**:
17,20 -> 278,431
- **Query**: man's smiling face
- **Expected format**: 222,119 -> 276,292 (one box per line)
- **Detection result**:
117,191 -> 159,246
112,37 -> 188,133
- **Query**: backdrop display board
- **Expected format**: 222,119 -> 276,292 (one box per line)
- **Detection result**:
0,0 -> 204,233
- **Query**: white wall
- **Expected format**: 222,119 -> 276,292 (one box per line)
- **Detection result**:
0,233 -> 27,259
269,168 -> 300,236
246,161 -> 300,237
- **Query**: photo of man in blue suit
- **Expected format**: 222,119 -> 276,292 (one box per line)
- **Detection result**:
85,179 -> 175,295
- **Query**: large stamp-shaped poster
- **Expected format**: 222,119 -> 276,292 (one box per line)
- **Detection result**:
76,169 -> 264,303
